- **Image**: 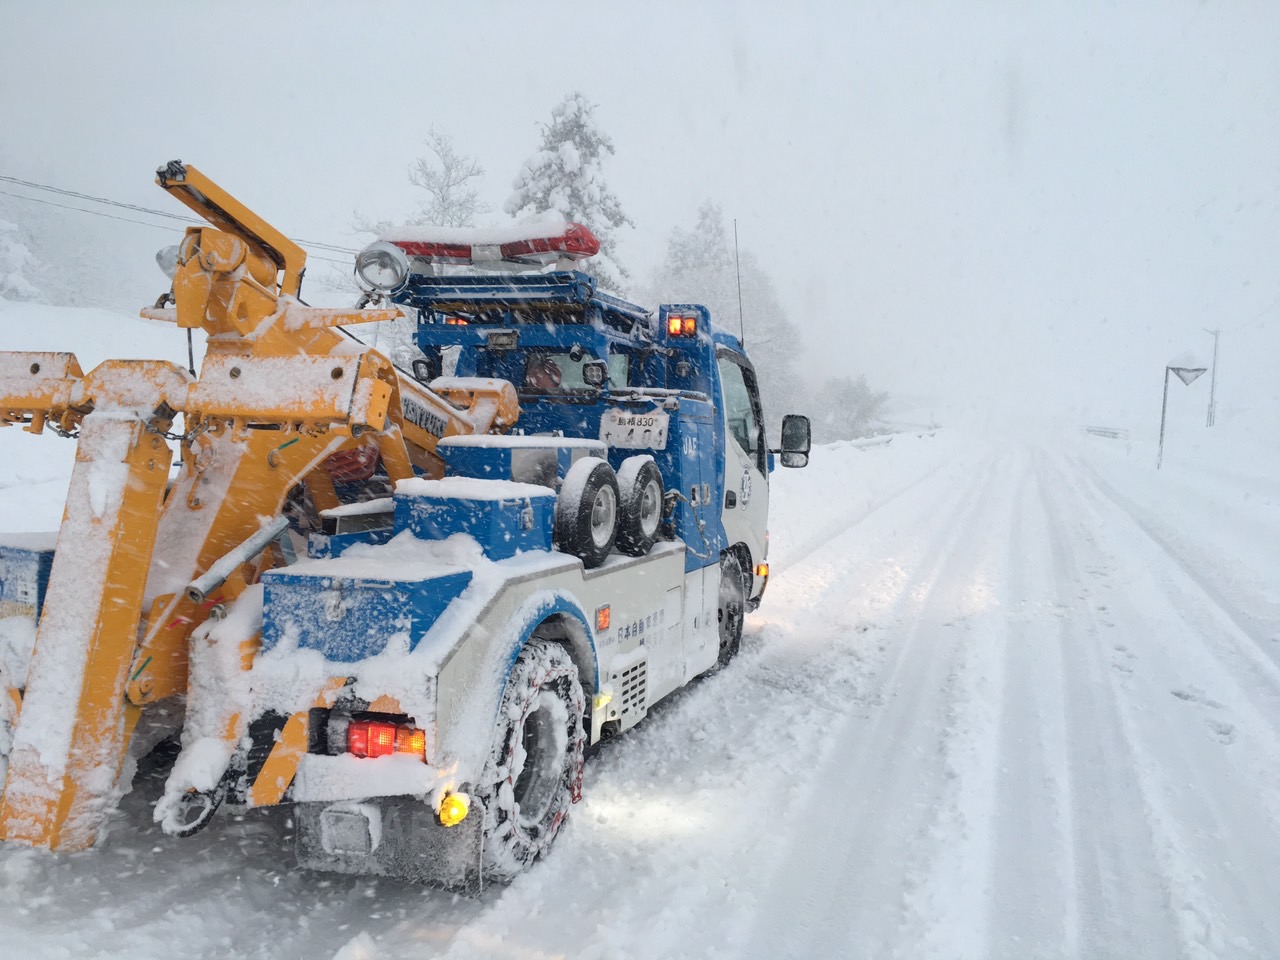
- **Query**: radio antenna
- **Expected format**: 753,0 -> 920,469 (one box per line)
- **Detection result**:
733,218 -> 746,347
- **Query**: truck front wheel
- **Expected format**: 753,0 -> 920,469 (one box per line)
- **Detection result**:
477,639 -> 586,881
717,552 -> 746,667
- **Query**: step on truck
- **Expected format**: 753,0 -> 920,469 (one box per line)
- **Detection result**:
0,162 -> 811,886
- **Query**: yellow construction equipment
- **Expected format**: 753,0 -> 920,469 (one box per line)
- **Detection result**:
0,161 -> 518,850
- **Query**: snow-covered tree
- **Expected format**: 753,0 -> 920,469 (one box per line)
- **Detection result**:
0,217 -> 39,301
357,128 -> 488,237
811,375 -> 889,441
505,92 -> 633,292
408,128 -> 487,229
349,130 -> 489,366
642,202 -> 809,431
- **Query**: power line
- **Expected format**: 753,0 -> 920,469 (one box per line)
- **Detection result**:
0,173 -> 361,256
0,186 -> 355,267
1228,293 -> 1280,334
0,187 -> 191,231
0,173 -> 199,223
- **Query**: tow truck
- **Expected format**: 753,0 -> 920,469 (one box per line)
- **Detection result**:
0,162 -> 810,885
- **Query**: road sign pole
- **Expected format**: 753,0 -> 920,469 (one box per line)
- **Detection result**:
1157,364 -> 1207,470
1158,365 -> 1171,470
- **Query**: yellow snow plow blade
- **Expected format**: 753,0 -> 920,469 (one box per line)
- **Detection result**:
0,162 -> 518,850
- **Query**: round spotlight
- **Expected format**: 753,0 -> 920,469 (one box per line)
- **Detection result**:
156,244 -> 180,280
354,241 -> 409,294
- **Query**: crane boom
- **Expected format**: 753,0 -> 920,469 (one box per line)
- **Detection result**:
0,163 -> 518,850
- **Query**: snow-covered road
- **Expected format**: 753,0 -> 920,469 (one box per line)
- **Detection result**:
3,426 -> 1279,960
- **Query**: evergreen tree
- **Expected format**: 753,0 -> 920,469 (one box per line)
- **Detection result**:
643,202 -> 809,431
506,92 -> 633,292
811,375 -> 890,441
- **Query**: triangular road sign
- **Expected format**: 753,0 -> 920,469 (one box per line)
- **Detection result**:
1171,366 -> 1207,386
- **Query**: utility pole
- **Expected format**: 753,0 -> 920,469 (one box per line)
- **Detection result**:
1203,328 -> 1219,426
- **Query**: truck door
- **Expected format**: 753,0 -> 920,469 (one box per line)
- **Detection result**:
716,352 -> 768,581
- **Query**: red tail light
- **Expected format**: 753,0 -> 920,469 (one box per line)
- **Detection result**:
347,720 -> 427,761
324,443 -> 380,484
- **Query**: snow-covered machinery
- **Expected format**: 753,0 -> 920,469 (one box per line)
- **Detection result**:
0,162 -> 811,885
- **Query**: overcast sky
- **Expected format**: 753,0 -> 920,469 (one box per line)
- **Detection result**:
2,1 -> 1276,435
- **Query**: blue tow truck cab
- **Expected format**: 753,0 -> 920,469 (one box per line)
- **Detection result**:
184,236 -> 811,887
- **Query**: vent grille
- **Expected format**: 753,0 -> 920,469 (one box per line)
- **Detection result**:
615,660 -> 648,717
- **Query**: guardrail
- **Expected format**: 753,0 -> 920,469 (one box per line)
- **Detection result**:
1083,425 -> 1130,440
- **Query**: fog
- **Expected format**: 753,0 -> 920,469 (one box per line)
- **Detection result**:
2,1 -> 1276,436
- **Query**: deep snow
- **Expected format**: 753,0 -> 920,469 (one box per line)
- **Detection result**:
1,305 -> 1278,959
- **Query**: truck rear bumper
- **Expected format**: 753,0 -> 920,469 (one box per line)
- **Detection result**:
295,796 -> 482,889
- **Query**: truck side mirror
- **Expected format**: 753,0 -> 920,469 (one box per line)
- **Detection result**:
777,414 -> 811,468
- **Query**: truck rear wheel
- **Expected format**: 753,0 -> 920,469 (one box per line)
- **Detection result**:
615,456 -> 664,557
555,457 -> 619,569
717,552 -> 746,667
477,639 -> 586,882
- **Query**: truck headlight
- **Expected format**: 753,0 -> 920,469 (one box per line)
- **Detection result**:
354,241 -> 409,293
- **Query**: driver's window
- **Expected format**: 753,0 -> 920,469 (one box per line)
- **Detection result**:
717,357 -> 760,463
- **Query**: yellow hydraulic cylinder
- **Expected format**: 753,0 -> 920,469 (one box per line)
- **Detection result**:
0,414 -> 173,850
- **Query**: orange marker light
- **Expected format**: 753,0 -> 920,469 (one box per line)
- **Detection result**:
667,315 -> 683,336
755,562 -> 770,579
681,316 -> 697,336
396,726 -> 427,757
596,605 -> 611,631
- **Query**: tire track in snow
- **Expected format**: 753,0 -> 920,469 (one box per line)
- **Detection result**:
740,451 -> 1020,960
1033,453 -> 1187,960
1040,453 -> 1280,959
1062,454 -> 1280,779
1074,454 -> 1280,678
980,452 -> 1079,960
416,448 -> 1001,960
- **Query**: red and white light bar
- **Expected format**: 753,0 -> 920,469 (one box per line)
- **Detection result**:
386,222 -> 600,267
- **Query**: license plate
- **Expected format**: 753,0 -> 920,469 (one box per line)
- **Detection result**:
599,408 -> 669,450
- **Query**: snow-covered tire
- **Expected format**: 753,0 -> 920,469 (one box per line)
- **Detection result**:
716,551 -> 747,667
477,639 -> 586,882
615,456 -> 664,557
554,457 -> 619,569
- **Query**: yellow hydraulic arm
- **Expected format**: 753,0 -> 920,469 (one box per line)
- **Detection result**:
0,162 -> 517,851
